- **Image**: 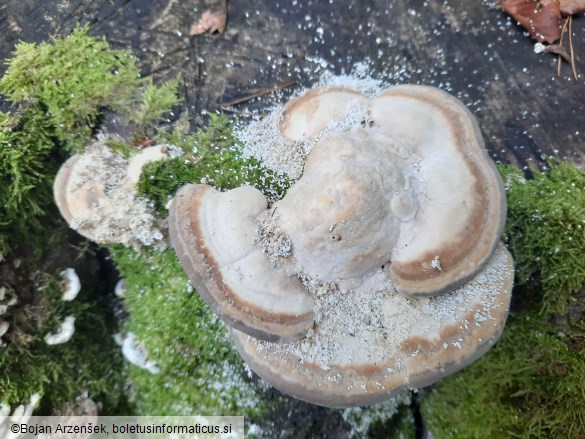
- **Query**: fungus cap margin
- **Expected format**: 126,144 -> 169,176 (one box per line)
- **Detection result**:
168,183 -> 314,343
370,85 -> 507,297
231,244 -> 514,408
279,86 -> 368,141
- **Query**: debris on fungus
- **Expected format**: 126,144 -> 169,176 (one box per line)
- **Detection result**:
169,84 -> 514,407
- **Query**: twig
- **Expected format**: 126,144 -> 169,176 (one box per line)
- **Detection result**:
557,16 -> 570,76
218,107 -> 259,116
568,15 -> 578,80
219,80 -> 298,108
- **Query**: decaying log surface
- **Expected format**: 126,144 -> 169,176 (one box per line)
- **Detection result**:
1,0 -> 584,169
1,1 -> 583,436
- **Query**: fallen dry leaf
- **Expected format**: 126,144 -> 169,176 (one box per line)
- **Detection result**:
189,9 -> 227,35
560,0 -> 585,15
131,138 -> 154,148
499,0 -> 562,43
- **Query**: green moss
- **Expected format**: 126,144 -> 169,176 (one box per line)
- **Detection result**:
422,161 -> 585,439
108,245 -> 267,416
342,395 -> 416,439
0,110 -> 57,256
0,25 -> 141,153
0,25 -> 180,258
422,310 -> 585,439
128,78 -> 181,140
0,235 -> 128,413
137,113 -> 291,213
499,162 -> 585,314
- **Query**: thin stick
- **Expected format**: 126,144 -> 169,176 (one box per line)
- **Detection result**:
568,15 -> 578,80
558,16 -> 570,76
219,107 -> 259,116
219,80 -> 298,108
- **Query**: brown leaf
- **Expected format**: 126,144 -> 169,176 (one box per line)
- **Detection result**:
499,0 -> 562,43
131,138 -> 153,148
560,0 -> 585,15
189,9 -> 227,36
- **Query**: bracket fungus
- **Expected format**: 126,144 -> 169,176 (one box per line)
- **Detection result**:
114,332 -> 160,374
170,184 -> 314,343
169,84 -> 514,407
53,141 -> 178,247
60,268 -> 81,301
44,315 -> 76,345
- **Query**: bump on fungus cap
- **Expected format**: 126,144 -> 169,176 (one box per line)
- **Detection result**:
168,184 -> 314,343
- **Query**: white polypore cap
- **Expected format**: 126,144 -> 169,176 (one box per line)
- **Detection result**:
44,315 -> 76,345
232,244 -> 514,407
53,143 -> 168,245
60,268 -> 81,301
370,85 -> 507,296
126,145 -> 168,185
169,184 -> 314,342
279,87 -> 369,141
121,332 -> 160,374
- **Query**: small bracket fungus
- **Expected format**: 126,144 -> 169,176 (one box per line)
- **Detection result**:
114,278 -> 127,298
170,185 -> 314,343
115,332 -> 160,374
53,142 -> 179,247
60,268 -> 81,301
0,320 -> 9,346
44,315 -> 76,345
169,84 -> 514,407
0,393 -> 42,439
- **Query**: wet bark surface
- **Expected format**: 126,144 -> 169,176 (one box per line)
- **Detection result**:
1,0 -> 585,436
1,0 -> 585,169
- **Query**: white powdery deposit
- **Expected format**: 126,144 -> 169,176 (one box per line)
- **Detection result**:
236,75 -> 387,181
254,248 -> 510,377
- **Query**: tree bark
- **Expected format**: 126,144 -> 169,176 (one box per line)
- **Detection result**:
1,0 -> 584,168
